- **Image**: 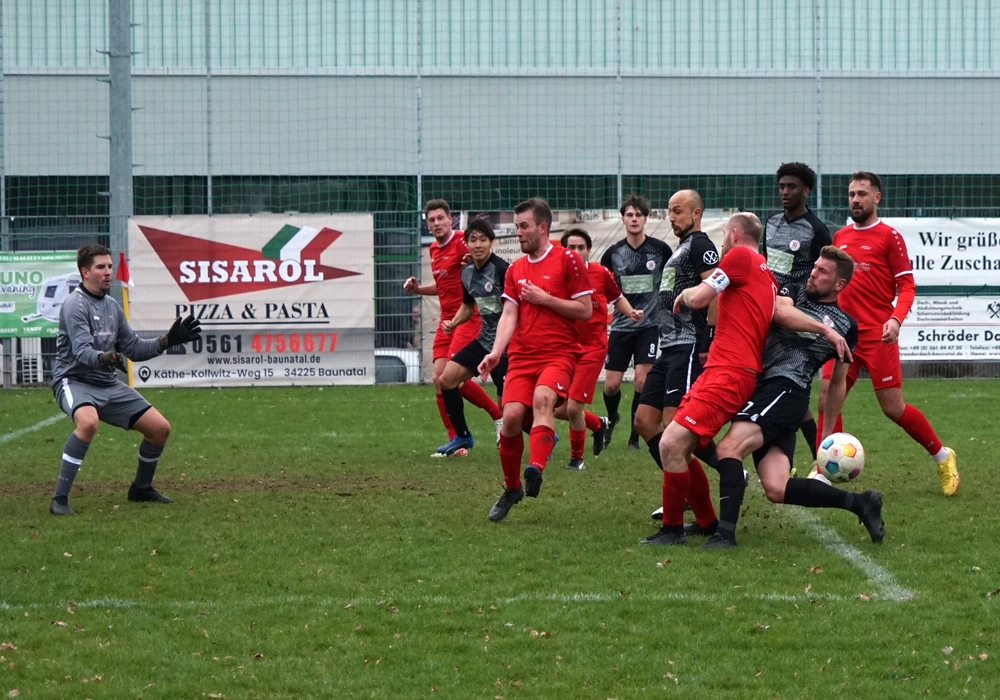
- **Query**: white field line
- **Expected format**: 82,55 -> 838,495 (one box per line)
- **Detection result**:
0,413 -> 64,444
785,506 -> 914,602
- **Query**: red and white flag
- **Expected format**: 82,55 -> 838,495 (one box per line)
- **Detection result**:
117,251 -> 135,288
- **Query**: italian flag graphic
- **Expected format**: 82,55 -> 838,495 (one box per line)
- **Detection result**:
261,225 -> 341,262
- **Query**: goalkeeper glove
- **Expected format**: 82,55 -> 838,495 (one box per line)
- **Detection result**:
98,350 -> 127,373
159,314 -> 202,350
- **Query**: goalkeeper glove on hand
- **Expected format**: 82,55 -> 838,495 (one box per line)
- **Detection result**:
98,350 -> 127,373
160,314 -> 202,350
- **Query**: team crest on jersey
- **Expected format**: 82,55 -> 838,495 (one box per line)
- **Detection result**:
484,281 -> 493,292
703,250 -> 719,265
823,314 -> 834,327
789,239 -> 800,251
646,259 -> 656,271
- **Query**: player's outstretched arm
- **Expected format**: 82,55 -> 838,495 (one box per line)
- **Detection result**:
403,276 -> 438,296
158,315 -> 202,351
479,300 -> 518,381
612,296 -> 643,323
442,301 -> 474,334
115,307 -> 170,362
773,298 -> 852,363
821,360 -> 850,438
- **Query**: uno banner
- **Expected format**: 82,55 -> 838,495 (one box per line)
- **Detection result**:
128,214 -> 374,387
0,251 -> 79,338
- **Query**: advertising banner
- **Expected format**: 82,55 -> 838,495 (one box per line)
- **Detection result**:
882,218 -> 1000,286
0,251 -> 79,338
128,214 -> 374,387
898,296 -> 1000,360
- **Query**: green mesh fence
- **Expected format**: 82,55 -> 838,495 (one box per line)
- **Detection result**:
3,1 -> 1000,384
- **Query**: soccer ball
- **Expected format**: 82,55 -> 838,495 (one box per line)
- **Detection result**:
817,432 -> 865,482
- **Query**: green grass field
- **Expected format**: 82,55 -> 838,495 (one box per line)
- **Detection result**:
1,379 -> 998,699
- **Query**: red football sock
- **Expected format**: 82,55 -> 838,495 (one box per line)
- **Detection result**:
436,393 -> 456,439
569,428 -> 586,459
815,411 -> 844,452
895,404 -> 943,455
461,380 -> 501,420
528,425 -> 556,470
498,433 -> 523,490
583,410 -> 602,432
661,469 -> 691,527
686,458 -> 718,528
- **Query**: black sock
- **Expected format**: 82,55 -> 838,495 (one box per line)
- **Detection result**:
441,387 -> 471,438
800,419 -> 818,459
134,440 -> 165,489
53,433 -> 91,501
716,457 -> 747,540
603,389 -> 621,422
629,391 -> 642,442
783,478 -> 856,512
694,440 -> 720,469
646,433 -> 663,469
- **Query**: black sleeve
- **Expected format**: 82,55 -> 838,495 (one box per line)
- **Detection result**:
846,317 -> 859,352
779,283 -> 800,299
461,267 -> 474,305
493,256 -> 510,292
462,285 -> 474,305
600,245 -> 614,274
808,214 -> 833,260
689,235 -> 720,275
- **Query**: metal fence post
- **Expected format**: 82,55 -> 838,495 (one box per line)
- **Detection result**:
0,0 -> 11,388
814,0 -> 823,211
109,0 -> 134,302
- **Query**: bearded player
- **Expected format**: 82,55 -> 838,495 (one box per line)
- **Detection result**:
479,198 -> 592,522
816,172 -> 959,496
403,199 -> 503,451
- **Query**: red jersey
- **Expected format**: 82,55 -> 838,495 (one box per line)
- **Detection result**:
833,219 -> 916,337
503,245 -> 593,360
703,245 -> 776,373
430,231 -> 475,319
578,262 -> 622,353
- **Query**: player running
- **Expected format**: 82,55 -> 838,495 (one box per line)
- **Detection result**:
600,194 -> 672,450
556,228 -> 643,471
479,198 -> 592,522
403,199 -> 502,450
436,219 -> 510,455
49,244 -> 202,515
642,214 -> 851,545
707,246 -> 883,549
816,172 -> 959,496
764,162 -> 832,459
634,189 -> 722,536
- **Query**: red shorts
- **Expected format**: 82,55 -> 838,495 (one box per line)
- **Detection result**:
432,317 -> 482,361
673,366 -> 757,448
502,354 -> 575,408
821,335 -> 902,390
569,348 -> 605,404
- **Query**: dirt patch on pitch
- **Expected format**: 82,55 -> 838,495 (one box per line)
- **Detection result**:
0,474 -> 432,499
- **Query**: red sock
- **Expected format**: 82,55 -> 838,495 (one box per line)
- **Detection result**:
460,380 -> 501,420
895,404 -> 943,455
583,410 -> 602,432
528,425 -> 555,470
436,393 -> 456,439
686,458 -> 717,528
661,469 -> 691,527
816,411 -> 844,452
569,428 -> 586,459
498,433 -> 523,490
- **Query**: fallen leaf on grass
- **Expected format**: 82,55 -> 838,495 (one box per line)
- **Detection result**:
208,694 -> 226,699
0,644 -> 16,652
51,621 -> 67,627
980,654 -> 988,661
253,653 -> 264,660
942,646 -> 954,655
857,593 -> 870,601
63,552 -> 72,558
8,690 -> 20,698
807,566 -> 823,574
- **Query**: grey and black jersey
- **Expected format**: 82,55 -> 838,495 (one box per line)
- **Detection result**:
763,210 -> 832,287
760,283 -> 858,389
461,253 -> 509,350
657,231 -> 719,349
52,286 -> 164,388
600,236 -> 672,332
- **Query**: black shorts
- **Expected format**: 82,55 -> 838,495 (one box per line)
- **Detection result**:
730,378 -> 809,467
450,340 -> 507,397
638,344 -> 703,410
605,327 -> 659,372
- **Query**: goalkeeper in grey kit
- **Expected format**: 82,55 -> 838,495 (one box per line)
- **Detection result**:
49,244 -> 202,515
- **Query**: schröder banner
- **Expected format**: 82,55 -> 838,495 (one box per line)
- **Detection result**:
883,218 -> 1000,285
899,297 -> 1000,360
128,214 -> 374,387
0,251 -> 79,338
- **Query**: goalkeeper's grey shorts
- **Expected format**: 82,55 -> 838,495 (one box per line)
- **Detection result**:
53,378 -> 152,430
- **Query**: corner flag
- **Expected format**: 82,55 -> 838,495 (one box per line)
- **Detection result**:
117,252 -> 134,288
